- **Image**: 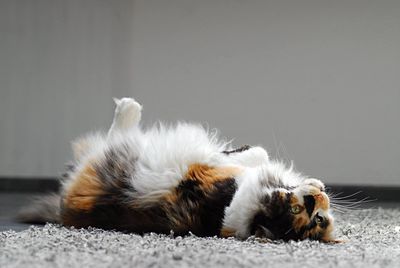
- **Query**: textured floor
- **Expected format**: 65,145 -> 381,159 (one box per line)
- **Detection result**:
1,207 -> 400,268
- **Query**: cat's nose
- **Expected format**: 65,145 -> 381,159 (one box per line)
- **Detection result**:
314,194 -> 324,202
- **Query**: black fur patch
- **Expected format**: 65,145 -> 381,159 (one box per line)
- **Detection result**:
61,200 -> 170,234
172,178 -> 237,236
318,216 -> 329,229
95,144 -> 137,192
303,195 -> 316,217
199,179 -> 237,236
250,191 -> 298,241
294,216 -> 322,241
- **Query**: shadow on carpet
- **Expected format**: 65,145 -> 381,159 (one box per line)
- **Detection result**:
1,208 -> 400,268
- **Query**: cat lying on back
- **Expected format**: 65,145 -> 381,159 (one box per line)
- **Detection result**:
19,97 -> 338,242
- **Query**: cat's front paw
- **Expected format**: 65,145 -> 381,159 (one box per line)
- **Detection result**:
302,178 -> 325,192
113,97 -> 142,129
228,146 -> 269,167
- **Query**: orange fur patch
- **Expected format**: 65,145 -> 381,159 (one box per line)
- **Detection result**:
321,223 -> 335,242
307,225 -> 321,237
185,163 -> 241,190
289,195 -> 310,231
220,227 -> 236,238
279,191 -> 287,200
292,214 -> 309,231
290,195 -> 299,205
158,164 -> 241,234
163,192 -> 178,204
314,193 -> 330,210
64,164 -> 104,211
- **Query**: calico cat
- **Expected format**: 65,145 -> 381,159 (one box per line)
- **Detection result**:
18,97 -> 338,242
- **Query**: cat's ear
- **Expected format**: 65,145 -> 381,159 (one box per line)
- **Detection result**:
254,225 -> 275,240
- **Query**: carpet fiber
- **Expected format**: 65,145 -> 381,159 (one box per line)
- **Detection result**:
1,208 -> 400,268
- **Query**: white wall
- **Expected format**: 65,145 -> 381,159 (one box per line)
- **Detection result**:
0,0 -> 135,176
1,0 -> 399,185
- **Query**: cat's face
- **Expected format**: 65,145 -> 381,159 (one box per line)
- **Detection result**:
287,185 -> 334,242
252,184 -> 335,242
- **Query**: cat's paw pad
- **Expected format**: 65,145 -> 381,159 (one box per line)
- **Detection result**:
113,97 -> 142,128
303,178 -> 325,192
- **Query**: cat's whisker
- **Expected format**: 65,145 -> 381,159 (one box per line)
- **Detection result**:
330,207 -> 346,213
330,199 -> 375,210
329,198 -> 363,203
330,203 -> 353,209
330,200 -> 365,205
331,204 -> 361,210
331,197 -> 375,206
331,200 -> 368,206
331,202 -> 372,208
327,190 -> 376,212
327,191 -> 363,200
285,227 -> 294,235
326,191 -> 344,198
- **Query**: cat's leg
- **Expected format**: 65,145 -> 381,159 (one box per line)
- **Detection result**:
224,146 -> 269,167
107,97 -> 142,138
255,160 -> 325,191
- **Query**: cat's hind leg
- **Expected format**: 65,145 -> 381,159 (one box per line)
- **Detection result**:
108,97 -> 142,138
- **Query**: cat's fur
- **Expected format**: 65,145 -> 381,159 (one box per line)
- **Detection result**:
18,97 -> 336,242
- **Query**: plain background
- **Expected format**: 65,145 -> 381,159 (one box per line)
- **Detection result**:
0,0 -> 399,186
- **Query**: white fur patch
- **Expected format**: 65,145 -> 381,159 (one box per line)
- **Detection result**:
128,122 -> 230,197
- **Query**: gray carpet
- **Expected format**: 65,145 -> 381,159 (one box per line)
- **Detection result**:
1,208 -> 400,268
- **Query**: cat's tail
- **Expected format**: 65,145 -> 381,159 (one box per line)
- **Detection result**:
16,193 -> 61,224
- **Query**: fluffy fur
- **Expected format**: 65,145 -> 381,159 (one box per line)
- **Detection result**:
19,97 -> 337,242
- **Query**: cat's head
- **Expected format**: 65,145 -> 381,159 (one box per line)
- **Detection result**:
251,183 -> 336,243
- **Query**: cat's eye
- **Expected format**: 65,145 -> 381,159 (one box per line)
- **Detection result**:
290,205 -> 303,214
315,214 -> 324,224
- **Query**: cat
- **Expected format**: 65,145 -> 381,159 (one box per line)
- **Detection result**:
18,97 -> 338,243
